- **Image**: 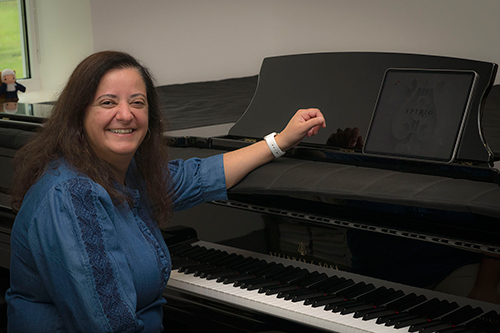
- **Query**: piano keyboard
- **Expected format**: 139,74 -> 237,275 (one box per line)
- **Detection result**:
165,240 -> 500,333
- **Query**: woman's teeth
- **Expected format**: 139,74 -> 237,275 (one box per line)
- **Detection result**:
109,129 -> 133,134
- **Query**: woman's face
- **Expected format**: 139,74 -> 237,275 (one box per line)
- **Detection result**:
83,67 -> 149,170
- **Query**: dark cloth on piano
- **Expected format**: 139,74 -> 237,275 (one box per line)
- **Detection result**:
6,155 -> 227,332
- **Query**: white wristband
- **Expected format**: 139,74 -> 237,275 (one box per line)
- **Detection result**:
264,132 -> 285,158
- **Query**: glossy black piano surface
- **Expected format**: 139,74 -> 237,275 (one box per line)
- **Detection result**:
1,52 -> 500,332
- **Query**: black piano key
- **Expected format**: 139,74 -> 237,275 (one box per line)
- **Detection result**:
262,284 -> 297,295
248,262 -> 281,276
297,272 -> 329,288
210,249 -> 231,258
373,289 -> 405,306
230,256 -> 258,267
264,265 -> 297,280
409,298 -> 441,316
354,286 -> 388,302
233,259 -> 266,273
183,264 -> 214,275
221,273 -> 255,284
282,269 -> 310,284
239,262 -> 271,276
393,294 -> 428,312
324,279 -> 355,294
190,248 -> 220,260
353,305 -> 380,318
331,299 -> 362,313
281,288 -> 314,300
283,270 -> 319,286
231,258 -> 263,272
203,250 -> 229,261
420,323 -> 454,333
193,266 -> 220,277
305,295 -> 343,307
171,258 -> 194,270
377,312 -> 413,325
408,320 -> 445,332
291,291 -> 325,303
323,298 -> 351,310
246,280 -> 280,291
441,305 -> 483,326
343,283 -> 375,299
340,302 -> 374,315
427,302 -> 459,320
187,248 -> 214,261
206,269 -> 238,280
385,314 -> 419,327
386,292 -> 420,310
194,263 -> 226,274
211,253 -> 242,267
238,277 -> 268,289
362,308 -> 397,321
277,273 -> 326,299
202,268 -> 236,280
255,264 -> 286,280
200,251 -> 229,265
413,300 -> 453,319
393,317 -> 429,329
332,281 -> 368,298
177,262 -> 205,273
306,275 -> 342,291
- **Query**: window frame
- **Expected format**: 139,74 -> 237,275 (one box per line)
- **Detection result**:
16,0 -> 41,91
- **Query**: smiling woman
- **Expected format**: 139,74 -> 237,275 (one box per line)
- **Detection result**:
5,51 -> 325,332
84,68 -> 149,180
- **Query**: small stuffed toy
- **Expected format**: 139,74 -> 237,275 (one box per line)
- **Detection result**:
2,101 -> 18,114
0,69 -> 26,101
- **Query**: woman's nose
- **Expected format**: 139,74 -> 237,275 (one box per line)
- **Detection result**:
115,102 -> 133,122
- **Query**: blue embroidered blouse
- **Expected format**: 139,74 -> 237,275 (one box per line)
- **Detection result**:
6,155 -> 227,332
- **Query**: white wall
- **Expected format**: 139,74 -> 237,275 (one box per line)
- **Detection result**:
90,0 -> 276,85
22,0 -> 500,103
90,0 -> 500,86
20,0 -> 94,103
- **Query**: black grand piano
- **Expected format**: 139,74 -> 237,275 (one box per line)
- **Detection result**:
1,52 -> 500,332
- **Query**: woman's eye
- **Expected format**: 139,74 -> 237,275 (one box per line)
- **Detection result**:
100,100 -> 116,107
132,100 -> 146,107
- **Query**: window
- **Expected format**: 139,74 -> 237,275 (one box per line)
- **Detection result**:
0,0 -> 30,79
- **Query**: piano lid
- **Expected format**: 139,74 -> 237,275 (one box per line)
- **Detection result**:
228,52 -> 498,165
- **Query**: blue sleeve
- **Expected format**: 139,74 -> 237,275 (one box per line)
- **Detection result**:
0,83 -> 5,95
28,178 -> 142,333
168,154 -> 228,211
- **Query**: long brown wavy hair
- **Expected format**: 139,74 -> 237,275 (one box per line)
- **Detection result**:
11,51 -> 171,227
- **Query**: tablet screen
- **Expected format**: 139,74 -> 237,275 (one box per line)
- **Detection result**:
363,68 -> 477,163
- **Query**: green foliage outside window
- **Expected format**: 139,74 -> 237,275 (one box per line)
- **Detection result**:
0,0 -> 25,78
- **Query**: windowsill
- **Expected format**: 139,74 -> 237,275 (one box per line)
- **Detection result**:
16,90 -> 58,104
